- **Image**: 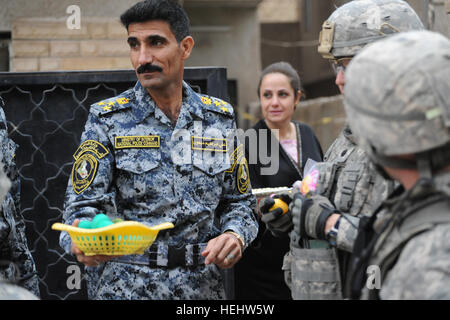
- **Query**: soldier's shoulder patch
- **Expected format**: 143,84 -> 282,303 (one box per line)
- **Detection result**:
71,140 -> 109,194
199,94 -> 234,118
226,144 -> 249,194
72,153 -> 98,194
73,140 -> 109,160
91,90 -> 134,117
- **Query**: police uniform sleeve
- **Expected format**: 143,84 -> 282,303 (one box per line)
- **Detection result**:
0,107 -> 40,297
60,111 -> 116,254
216,121 -> 258,249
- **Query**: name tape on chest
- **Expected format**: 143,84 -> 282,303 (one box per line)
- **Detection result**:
191,136 -> 228,152
115,136 -> 161,149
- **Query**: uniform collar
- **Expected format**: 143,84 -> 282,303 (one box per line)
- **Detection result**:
132,81 -> 156,123
132,81 -> 204,124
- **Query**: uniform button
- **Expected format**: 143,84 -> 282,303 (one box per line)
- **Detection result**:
341,150 -> 347,157
208,167 -> 213,174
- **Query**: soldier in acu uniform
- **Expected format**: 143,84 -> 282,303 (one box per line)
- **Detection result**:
0,97 -> 40,298
59,0 -> 257,300
261,0 -> 424,299
343,30 -> 450,299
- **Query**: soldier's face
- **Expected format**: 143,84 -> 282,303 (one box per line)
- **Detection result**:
259,72 -> 301,126
127,20 -> 194,91
331,58 -> 352,94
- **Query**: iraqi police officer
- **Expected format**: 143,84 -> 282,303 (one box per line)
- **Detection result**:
261,0 -> 424,299
343,30 -> 450,299
59,0 -> 258,300
0,97 -> 40,298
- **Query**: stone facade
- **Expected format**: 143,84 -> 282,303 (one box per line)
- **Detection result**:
11,18 -> 130,72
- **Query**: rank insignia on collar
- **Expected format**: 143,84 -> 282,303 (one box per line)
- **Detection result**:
72,153 -> 98,194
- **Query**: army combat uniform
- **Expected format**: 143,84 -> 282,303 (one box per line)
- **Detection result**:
0,103 -> 40,297
348,172 -> 450,299
284,0 -> 423,300
60,81 -> 258,300
314,125 -> 395,253
342,31 -> 450,300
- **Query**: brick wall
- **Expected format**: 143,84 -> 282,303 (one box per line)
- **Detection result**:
11,17 -> 132,71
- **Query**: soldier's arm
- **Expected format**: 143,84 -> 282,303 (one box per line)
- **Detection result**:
59,112 -> 116,255
202,122 -> 258,268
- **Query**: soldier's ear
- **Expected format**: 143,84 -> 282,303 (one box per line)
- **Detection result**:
180,36 -> 194,60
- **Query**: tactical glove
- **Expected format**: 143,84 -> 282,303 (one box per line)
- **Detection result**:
260,193 -> 293,237
291,192 -> 338,246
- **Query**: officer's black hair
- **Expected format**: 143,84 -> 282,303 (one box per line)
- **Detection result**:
120,0 -> 190,43
257,61 -> 303,100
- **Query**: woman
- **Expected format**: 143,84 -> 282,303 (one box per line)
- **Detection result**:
234,62 -> 323,300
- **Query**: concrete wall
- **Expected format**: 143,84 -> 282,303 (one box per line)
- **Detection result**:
184,4 -> 261,129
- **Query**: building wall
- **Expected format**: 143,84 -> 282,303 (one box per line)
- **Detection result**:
11,17 -> 131,71
3,0 -> 262,130
183,4 -> 261,129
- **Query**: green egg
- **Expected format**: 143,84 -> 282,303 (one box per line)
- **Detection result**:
96,220 -> 113,228
78,220 -> 92,229
92,214 -> 113,228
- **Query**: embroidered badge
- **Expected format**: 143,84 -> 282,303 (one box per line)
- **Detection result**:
191,136 -> 228,152
201,96 -> 212,105
237,158 -> 250,194
73,140 -> 109,160
114,136 -> 161,149
72,153 -> 98,194
226,144 -> 244,173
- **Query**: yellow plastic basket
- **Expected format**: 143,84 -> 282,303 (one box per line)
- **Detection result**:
52,221 -> 174,256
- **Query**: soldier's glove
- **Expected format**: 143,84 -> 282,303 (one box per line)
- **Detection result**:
260,193 -> 293,237
291,192 -> 338,246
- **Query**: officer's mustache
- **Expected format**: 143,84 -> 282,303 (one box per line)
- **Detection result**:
137,63 -> 163,74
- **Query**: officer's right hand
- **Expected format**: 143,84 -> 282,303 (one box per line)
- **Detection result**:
71,219 -> 116,267
260,193 -> 293,237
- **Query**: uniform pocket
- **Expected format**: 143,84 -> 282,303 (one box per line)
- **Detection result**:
290,246 -> 342,300
115,148 -> 161,200
191,148 -> 231,207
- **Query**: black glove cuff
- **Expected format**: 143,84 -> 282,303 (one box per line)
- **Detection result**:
315,204 -> 338,240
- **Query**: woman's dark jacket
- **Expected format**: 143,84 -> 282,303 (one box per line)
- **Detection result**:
234,119 -> 323,300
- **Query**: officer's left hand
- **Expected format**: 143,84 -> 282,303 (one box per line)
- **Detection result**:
202,233 -> 243,269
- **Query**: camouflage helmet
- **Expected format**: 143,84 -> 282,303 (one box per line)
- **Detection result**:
318,0 -> 424,60
344,30 -> 450,172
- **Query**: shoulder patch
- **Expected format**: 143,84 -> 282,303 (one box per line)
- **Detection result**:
91,90 -> 134,117
200,94 -> 234,118
73,140 -> 109,160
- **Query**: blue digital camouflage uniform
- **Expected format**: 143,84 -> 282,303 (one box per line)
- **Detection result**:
60,81 -> 258,300
0,104 -> 40,297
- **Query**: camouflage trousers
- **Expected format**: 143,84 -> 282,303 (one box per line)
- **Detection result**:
84,261 -> 226,300
283,246 -> 342,300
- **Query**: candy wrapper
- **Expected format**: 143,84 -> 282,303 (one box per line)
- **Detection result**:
299,159 -> 319,195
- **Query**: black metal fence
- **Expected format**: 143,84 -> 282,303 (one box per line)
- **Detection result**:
0,67 -> 230,300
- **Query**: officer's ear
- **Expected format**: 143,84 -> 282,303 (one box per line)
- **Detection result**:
180,36 -> 194,60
